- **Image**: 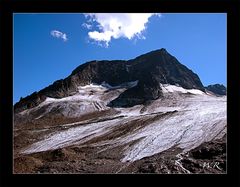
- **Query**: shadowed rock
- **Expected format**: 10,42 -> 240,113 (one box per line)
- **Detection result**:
205,84 -> 226,95
14,48 -> 205,112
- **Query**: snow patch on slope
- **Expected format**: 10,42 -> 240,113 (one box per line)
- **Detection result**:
120,95 -> 226,162
21,117 -> 124,154
21,93 -> 226,164
161,84 -> 204,95
19,81 -> 139,118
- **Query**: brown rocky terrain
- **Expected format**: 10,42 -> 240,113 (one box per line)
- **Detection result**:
14,135 -> 226,174
13,49 -> 226,174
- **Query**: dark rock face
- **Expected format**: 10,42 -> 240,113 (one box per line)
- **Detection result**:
14,48 -> 205,112
108,73 -> 163,107
14,92 -> 47,113
205,84 -> 226,95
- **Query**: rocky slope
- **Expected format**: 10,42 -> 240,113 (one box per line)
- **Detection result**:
14,136 -> 226,174
13,49 -> 226,174
14,84 -> 226,174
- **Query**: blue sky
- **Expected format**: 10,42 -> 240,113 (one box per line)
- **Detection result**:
14,13 -> 226,104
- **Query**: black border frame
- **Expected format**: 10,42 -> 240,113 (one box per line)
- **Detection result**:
1,0 -> 240,187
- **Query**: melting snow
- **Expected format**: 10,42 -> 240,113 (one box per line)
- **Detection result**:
20,84 -> 226,163
21,118 -> 124,154
120,95 -> 226,162
161,84 -> 204,95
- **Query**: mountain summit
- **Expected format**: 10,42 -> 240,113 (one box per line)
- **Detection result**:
15,48 -> 204,111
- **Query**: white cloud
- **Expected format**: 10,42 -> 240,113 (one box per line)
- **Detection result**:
50,30 -> 68,42
83,13 -> 161,47
82,23 -> 92,30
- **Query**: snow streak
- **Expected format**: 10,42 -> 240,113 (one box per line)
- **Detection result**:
19,84 -> 226,163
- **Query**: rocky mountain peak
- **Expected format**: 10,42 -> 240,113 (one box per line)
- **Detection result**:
205,84 -> 226,96
14,48 -> 205,112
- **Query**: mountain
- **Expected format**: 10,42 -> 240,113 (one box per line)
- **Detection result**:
14,49 -> 226,174
205,84 -> 226,95
14,48 -> 204,112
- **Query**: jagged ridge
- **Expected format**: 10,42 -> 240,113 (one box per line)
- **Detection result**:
14,48 -> 204,112
205,84 -> 226,96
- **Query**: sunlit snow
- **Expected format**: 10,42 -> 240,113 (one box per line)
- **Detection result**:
19,84 -> 226,163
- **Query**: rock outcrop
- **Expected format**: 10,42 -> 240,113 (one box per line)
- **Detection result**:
205,84 -> 226,96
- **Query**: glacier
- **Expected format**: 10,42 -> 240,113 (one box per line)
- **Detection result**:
18,83 -> 226,163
